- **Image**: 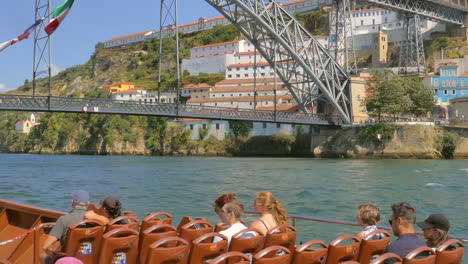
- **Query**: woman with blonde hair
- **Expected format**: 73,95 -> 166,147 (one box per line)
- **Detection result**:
250,191 -> 288,235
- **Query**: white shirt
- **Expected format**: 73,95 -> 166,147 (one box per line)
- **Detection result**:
213,222 -> 247,244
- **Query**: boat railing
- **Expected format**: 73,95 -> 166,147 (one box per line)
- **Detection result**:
245,210 -> 468,243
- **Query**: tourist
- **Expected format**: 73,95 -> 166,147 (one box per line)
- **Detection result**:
54,256 -> 84,264
417,213 -> 450,250
384,202 -> 425,264
250,191 -> 288,235
42,190 -> 90,261
214,192 -> 237,225
356,203 -> 382,240
213,200 -> 247,244
85,196 -> 123,224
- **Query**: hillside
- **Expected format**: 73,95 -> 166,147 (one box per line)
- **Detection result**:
9,24 -> 240,97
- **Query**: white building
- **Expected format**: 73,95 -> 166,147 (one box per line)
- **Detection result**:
112,89 -> 177,104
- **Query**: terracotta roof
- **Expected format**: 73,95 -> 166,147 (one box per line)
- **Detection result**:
193,40 -> 240,49
16,121 -> 24,124
256,105 -> 299,111
106,31 -> 154,43
210,85 -> 286,93
180,118 -> 210,122
187,95 -> 293,103
237,51 -> 260,55
227,62 -> 270,67
181,83 -> 212,90
198,83 -> 212,88
215,78 -> 282,85
113,88 -> 146,94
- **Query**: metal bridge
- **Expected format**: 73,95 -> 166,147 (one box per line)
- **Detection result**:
7,0 -> 468,127
0,94 -> 340,125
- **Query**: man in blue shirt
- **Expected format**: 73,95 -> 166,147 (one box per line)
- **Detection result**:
384,202 -> 425,264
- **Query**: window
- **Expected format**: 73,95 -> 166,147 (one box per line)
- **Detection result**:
203,124 -> 207,129
228,68 -> 232,71
190,124 -> 193,130
261,73 -> 265,76
231,94 -> 234,97
372,19 -> 375,25
231,101 -> 233,105
276,123 -> 281,128
212,95 -> 215,97
216,123 -> 220,130
452,90 -> 456,95
245,67 -> 248,70
236,67 -> 240,71
361,20 -> 364,26
236,74 -> 240,78
444,90 -> 448,95
263,122 -> 267,128
239,94 -> 242,96
434,89 -> 438,95
228,74 -> 232,78
244,74 -> 249,77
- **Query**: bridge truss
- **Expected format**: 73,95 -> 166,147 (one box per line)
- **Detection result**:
205,0 -> 352,124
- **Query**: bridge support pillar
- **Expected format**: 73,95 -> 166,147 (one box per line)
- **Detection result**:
398,13 -> 426,76
329,0 -> 357,75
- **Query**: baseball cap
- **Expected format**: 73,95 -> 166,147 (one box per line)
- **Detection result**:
417,214 -> 450,231
72,190 -> 90,206
100,196 -> 121,210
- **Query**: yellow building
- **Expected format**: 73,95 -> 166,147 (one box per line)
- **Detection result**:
350,75 -> 370,123
104,82 -> 136,94
372,31 -> 388,67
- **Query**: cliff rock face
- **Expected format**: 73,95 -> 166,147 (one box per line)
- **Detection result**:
313,125 -> 468,159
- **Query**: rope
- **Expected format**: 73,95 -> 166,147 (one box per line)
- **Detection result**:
0,228 -> 36,246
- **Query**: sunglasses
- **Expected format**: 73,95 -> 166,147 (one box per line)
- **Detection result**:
388,220 -> 393,225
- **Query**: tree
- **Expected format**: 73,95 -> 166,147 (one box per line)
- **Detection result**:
398,76 -> 435,116
362,71 -> 411,121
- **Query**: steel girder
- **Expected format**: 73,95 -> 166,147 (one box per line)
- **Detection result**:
329,0 -> 357,75
33,0 -> 51,96
204,0 -> 352,124
399,14 -> 426,75
364,0 -> 465,25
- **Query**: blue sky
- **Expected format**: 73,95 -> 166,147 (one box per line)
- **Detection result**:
0,0 -> 222,92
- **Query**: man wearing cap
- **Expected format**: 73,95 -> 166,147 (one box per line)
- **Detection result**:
42,190 -> 90,257
417,213 -> 451,250
384,202 -> 425,264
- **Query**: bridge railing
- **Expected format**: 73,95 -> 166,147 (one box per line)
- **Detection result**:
0,94 -> 341,125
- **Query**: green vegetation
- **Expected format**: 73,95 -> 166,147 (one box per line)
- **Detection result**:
229,120 -> 252,138
359,123 -> 398,145
362,71 -> 435,121
438,132 -> 461,159
296,10 -> 329,36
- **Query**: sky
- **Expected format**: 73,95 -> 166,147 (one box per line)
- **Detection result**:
0,0 -> 223,93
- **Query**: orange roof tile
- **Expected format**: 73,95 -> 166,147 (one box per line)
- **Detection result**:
237,51 -> 260,55
180,118 -> 210,122
187,95 -> 293,103
227,62 -> 270,67
193,40 -> 240,49
210,85 -> 286,93
215,78 -> 282,85
198,83 -> 212,88
105,31 -> 153,43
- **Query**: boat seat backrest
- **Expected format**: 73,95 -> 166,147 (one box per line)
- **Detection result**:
370,253 -> 403,264
98,227 -> 139,264
179,219 -> 213,244
253,245 -> 291,264
403,246 -> 436,264
435,239 -> 464,264
141,211 -> 173,232
229,228 -> 265,256
189,232 -> 229,264
210,251 -> 251,264
292,240 -> 328,264
145,236 -> 190,264
215,222 -> 231,232
358,229 -> 392,264
0,260 -> 12,264
177,216 -> 194,234
106,215 -> 140,232
264,224 -> 297,254
139,224 -> 177,264
326,234 -> 361,264
64,219 -> 104,264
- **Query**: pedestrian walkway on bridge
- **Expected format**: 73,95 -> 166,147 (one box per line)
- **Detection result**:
0,94 -> 341,126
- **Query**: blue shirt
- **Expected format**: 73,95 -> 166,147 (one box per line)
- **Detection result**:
384,233 -> 425,264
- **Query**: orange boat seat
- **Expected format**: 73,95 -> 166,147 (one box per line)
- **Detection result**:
292,239 -> 328,264
326,234 -> 361,264
139,224 -> 177,264
179,219 -> 213,244
140,211 -> 173,232
145,236 -> 189,264
264,224 -> 297,254
176,216 -> 206,234
253,245 -> 291,264
64,219 -> 104,264
189,232 -> 228,263
370,253 -> 403,264
98,227 -> 139,264
215,222 -> 231,232
210,251 -> 251,264
341,261 -> 360,264
358,229 -> 392,264
106,215 -> 140,232
229,228 -> 265,257
0,260 -> 12,264
403,246 -> 436,264
435,239 -> 464,264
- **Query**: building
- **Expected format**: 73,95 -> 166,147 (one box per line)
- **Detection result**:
372,31 -> 388,67
449,97 -> 468,121
15,113 -> 40,134
423,58 -> 468,105
112,89 -> 177,104
104,82 -> 138,94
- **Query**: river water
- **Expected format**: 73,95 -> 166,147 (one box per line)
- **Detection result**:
1,154 -> 467,257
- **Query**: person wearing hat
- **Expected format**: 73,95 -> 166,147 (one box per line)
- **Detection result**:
417,213 -> 451,250
42,190 -> 90,262
84,196 -> 123,225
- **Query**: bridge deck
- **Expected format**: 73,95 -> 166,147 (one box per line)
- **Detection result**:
0,95 -> 340,126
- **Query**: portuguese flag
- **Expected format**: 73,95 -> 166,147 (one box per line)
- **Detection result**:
44,0 -> 75,35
